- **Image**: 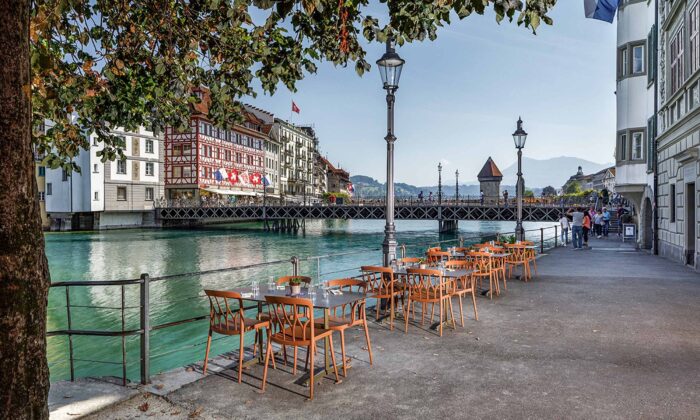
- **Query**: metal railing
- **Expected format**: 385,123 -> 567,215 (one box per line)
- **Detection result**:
46,226 -> 559,386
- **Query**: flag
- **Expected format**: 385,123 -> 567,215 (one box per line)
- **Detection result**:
240,170 -> 250,185
584,0 -> 619,23
262,175 -> 271,187
214,168 -> 227,182
250,172 -> 262,185
347,183 -> 355,194
227,169 -> 239,183
291,101 -> 300,114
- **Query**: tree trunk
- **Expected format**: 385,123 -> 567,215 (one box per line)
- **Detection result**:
0,0 -> 51,418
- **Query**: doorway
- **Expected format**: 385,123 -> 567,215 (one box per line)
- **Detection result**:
686,182 -> 696,266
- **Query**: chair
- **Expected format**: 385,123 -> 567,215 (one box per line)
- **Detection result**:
505,244 -> 531,281
521,241 -> 538,276
444,260 -> 478,326
313,279 -> 372,377
397,257 -> 422,267
466,251 -> 499,299
404,268 -> 456,336
261,296 -> 340,400
426,250 -> 451,266
484,246 -> 508,292
276,275 -> 312,285
203,290 -> 273,383
361,266 -> 401,330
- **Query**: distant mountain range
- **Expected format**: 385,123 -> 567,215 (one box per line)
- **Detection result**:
351,156 -> 613,198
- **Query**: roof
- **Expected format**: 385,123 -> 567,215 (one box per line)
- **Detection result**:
318,155 -> 349,178
477,157 -> 503,180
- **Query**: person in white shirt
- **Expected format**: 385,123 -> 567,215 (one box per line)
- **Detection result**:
559,214 -> 570,246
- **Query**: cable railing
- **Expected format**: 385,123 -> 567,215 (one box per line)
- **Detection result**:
46,226 -> 559,386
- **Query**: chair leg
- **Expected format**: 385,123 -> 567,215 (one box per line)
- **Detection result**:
308,344 -> 314,400
304,345 -> 310,371
261,340 -> 272,392
328,336 -> 340,383
438,300 -> 444,337
238,332 -> 245,383
430,303 -> 436,323
293,347 -> 298,375
471,289 -> 479,321
458,294 -> 465,327
404,298 -> 411,333
420,302 -> 425,325
282,345 -> 287,366
363,319 -> 374,365
253,330 -> 258,357
339,331 -> 347,377
203,329 -> 212,375
375,298 -> 381,321
447,298 -> 456,330
266,328 -> 276,369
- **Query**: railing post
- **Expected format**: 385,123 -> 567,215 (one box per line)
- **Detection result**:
554,225 -> 558,248
140,273 -> 150,385
540,228 -> 544,253
291,256 -> 299,276
459,236 -> 464,248
65,286 -> 75,382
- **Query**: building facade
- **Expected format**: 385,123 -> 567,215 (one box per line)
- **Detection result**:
656,0 -> 700,269
615,0 -> 657,249
270,120 -> 318,203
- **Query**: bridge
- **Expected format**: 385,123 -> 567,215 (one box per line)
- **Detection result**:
156,201 -> 570,232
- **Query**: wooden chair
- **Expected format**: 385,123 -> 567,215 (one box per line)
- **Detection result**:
403,268 -> 456,336
505,244 -> 531,281
466,251 -> 499,299
361,266 -> 401,330
203,290 -> 273,383
276,275 -> 312,285
397,257 -> 422,267
426,246 -> 441,253
426,250 -> 451,266
261,296 -> 340,400
444,260 -> 478,326
313,279 -> 373,377
484,246 -> 508,292
521,241 -> 538,277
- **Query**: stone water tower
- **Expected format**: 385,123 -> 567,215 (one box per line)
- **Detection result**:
477,157 -> 503,204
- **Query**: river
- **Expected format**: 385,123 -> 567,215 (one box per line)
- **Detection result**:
46,219 -> 556,382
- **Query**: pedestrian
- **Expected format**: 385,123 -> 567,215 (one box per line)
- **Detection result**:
480,190 -> 485,206
582,210 -> 592,247
428,191 -> 433,202
418,190 -> 424,202
569,207 -> 584,249
594,209 -> 604,238
617,205 -> 625,237
602,206 -> 611,237
503,190 -> 509,208
559,213 -> 570,246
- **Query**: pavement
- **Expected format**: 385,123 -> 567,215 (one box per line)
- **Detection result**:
52,236 -> 700,419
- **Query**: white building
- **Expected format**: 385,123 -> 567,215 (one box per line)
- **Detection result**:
615,0 -> 657,249
270,120 -> 318,203
46,127 -> 164,230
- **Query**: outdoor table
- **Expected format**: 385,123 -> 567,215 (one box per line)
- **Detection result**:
233,285 -> 366,383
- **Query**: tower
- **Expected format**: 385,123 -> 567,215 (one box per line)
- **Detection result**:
477,157 -> 503,204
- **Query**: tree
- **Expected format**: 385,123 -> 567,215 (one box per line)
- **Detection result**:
3,0 -> 557,417
564,181 -> 582,195
542,185 -> 557,196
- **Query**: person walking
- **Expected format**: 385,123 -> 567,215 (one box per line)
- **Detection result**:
569,207 -> 584,249
582,210 -> 592,248
503,190 -> 509,208
594,210 -> 604,238
480,190 -> 485,206
602,207 -> 611,237
559,213 -> 570,246
617,205 -> 625,237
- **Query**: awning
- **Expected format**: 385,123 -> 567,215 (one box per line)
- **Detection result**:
202,187 -> 257,196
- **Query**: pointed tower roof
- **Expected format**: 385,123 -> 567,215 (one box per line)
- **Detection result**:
477,157 -> 503,181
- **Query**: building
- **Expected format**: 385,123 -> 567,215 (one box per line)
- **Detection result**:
477,157 -> 503,204
164,89 -> 266,202
655,0 -> 700,269
602,167 -> 616,195
245,105 -> 281,199
615,0 -> 657,249
318,155 -> 351,195
45,126 -> 164,230
33,148 -> 50,229
270,120 -> 318,203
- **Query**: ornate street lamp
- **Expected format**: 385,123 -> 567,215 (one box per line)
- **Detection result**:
512,117 -> 528,241
437,162 -> 443,206
455,170 -> 459,202
377,36 -> 405,266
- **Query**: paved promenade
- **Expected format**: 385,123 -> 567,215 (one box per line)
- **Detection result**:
56,237 -> 700,419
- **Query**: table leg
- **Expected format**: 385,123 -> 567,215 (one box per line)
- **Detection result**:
324,309 -> 330,374
257,302 -> 264,363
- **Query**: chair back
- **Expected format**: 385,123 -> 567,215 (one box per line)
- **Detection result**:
361,266 -> 394,295
444,259 -> 470,270
405,268 -> 450,300
204,289 -> 245,334
426,246 -> 441,253
398,257 -> 422,266
326,278 -> 367,323
466,251 -> 493,273
276,275 -> 313,285
426,250 -> 451,266
505,243 -> 528,262
264,295 -> 315,346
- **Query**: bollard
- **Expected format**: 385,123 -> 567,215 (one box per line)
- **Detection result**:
540,228 -> 544,253
140,273 -> 150,385
291,256 -> 299,276
554,225 -> 558,248
459,236 -> 464,248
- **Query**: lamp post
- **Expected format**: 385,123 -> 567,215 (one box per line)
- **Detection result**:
512,117 -> 528,241
455,170 -> 459,203
377,36 -> 405,267
437,162 -> 443,206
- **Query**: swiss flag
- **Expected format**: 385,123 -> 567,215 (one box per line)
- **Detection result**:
250,173 -> 262,185
291,101 -> 300,114
227,169 -> 239,183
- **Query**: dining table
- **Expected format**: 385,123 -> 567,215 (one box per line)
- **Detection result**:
232,284 -> 367,384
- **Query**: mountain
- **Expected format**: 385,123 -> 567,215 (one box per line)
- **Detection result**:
500,157 -> 613,189
350,175 -> 519,199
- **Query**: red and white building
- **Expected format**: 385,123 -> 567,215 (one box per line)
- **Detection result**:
164,89 -> 267,201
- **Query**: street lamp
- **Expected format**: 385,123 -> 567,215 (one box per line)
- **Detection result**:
455,170 -> 459,202
377,36 -> 405,266
512,117 -> 528,241
437,162 -> 443,206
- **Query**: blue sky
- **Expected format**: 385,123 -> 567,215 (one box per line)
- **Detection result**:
248,2 -> 617,185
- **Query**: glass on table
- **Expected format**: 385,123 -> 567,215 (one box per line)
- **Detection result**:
251,279 -> 259,296
267,276 -> 275,290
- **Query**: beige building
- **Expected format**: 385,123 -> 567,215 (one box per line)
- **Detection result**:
270,120 -> 318,202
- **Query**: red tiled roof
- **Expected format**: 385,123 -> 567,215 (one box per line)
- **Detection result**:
477,157 -> 503,179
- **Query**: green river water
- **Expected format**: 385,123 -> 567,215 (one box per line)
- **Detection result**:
46,219 -> 556,382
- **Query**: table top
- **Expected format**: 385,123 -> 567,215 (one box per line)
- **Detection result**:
394,268 -> 475,278
231,285 -> 366,310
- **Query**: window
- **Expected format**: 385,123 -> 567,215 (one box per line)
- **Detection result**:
173,145 -> 182,156
183,167 -> 192,178
632,132 -> 643,160
670,27 -> 685,94
619,133 -> 628,161
116,159 -> 127,174
38,166 -> 45,176
93,164 -> 99,173
145,187 -> 154,201
94,191 -> 99,201
145,162 -> 154,176
46,183 -> 52,195
632,45 -> 644,74
93,137 -> 99,146
145,139 -> 154,154
670,184 -> 676,222
61,169 -> 68,182
117,186 -> 127,201
648,25 -> 657,83
183,144 -> 191,155
691,4 -> 700,74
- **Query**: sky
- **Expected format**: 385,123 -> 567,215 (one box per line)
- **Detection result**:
247,2 -> 617,185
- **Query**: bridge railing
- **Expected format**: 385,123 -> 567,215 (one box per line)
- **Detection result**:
46,227 -> 559,386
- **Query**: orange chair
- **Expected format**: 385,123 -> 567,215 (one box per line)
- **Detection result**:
314,279 -> 373,377
276,275 -> 312,285
521,241 -> 538,277
202,290 -> 273,383
261,296 -> 340,400
403,268 -> 456,336
397,257 -> 422,267
444,260 -> 478,326
426,250 -> 451,266
505,244 -> 531,281
466,251 -> 499,299
362,266 -> 401,330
